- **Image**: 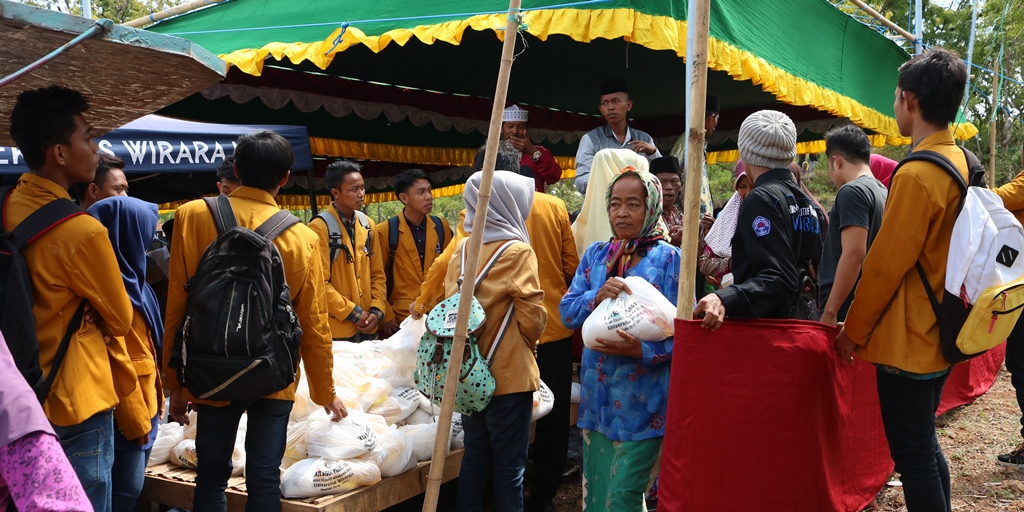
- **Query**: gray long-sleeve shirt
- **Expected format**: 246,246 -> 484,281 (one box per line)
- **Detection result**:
573,124 -> 660,194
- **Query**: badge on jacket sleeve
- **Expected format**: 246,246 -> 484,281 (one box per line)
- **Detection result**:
752,216 -> 771,237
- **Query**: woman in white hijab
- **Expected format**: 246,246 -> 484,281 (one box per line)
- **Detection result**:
571,148 -> 651,256
449,170 -> 548,512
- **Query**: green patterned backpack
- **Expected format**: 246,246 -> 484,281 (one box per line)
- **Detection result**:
414,240 -> 517,415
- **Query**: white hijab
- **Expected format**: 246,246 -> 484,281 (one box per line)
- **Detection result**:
463,170 -> 534,244
571,148 -> 650,257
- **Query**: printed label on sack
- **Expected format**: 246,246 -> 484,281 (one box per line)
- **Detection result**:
397,387 -> 422,401
604,297 -> 644,331
355,424 -> 378,450
312,461 -> 355,491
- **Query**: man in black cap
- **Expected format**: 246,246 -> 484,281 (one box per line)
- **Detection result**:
574,79 -> 661,194
705,94 -> 720,135
651,156 -> 684,245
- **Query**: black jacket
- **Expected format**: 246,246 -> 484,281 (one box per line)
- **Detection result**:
715,168 -> 824,318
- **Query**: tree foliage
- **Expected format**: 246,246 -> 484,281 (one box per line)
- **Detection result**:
863,0 -> 1024,184
20,0 -> 176,24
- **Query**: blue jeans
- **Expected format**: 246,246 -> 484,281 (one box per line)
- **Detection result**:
876,368 -> 952,512
52,409 -> 115,512
194,399 -> 293,512
112,447 -> 151,512
457,391 -> 533,512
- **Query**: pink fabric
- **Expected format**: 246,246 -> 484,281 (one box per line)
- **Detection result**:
0,332 -> 54,448
870,154 -> 898,188
0,431 -> 92,511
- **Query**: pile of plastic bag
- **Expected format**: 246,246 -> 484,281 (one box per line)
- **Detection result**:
148,316 -> 551,499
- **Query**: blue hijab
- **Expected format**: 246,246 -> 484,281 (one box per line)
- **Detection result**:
88,197 -> 164,354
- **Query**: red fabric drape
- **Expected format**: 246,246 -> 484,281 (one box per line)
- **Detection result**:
937,342 -> 1006,416
658,319 -> 893,512
658,319 -> 1006,512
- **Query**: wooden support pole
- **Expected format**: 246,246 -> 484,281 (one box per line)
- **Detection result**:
123,0 -> 226,28
676,0 -> 712,320
990,58 -> 999,187
847,0 -> 917,43
420,1 -> 521,510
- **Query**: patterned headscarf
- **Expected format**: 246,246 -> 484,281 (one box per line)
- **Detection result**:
604,167 -> 667,277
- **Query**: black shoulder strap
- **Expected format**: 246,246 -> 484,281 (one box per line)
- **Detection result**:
38,301 -> 86,403
0,189 -> 88,404
255,210 -> 300,241
893,148 -> 972,322
431,215 -> 445,249
203,195 -> 238,234
893,150 -> 970,213
386,216 -> 400,298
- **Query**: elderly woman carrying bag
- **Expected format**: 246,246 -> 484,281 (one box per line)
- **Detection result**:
560,167 -> 681,512
447,170 -> 547,512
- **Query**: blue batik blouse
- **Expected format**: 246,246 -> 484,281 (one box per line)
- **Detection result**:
560,240 -> 681,442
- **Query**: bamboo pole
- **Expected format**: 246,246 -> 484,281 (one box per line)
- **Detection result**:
122,0 -> 226,28
676,0 -> 712,320
420,1 -> 521,510
847,0 -> 918,43
990,58 -> 999,187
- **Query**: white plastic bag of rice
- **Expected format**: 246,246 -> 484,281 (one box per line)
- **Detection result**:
148,423 -> 184,466
305,411 -> 381,461
280,458 -> 381,498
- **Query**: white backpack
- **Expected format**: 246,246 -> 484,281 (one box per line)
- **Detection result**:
895,148 -> 1024,363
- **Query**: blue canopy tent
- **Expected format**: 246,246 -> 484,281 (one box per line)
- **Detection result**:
0,115 -> 313,205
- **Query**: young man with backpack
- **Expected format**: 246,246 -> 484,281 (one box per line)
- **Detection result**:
162,131 -> 345,511
817,125 -> 888,326
835,48 -> 970,512
309,160 -> 387,342
3,85 -> 139,511
694,109 -> 824,327
374,168 -> 452,338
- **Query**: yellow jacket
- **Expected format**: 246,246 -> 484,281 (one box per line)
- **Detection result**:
309,205 -> 387,339
845,131 -> 966,373
524,194 -> 579,343
413,194 -> 579,344
375,212 -> 452,323
445,240 -> 546,396
113,310 -> 163,440
5,173 -> 136,427
161,187 -> 336,407
995,170 -> 1024,226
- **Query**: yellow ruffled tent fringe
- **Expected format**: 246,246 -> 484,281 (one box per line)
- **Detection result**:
214,7 -> 977,148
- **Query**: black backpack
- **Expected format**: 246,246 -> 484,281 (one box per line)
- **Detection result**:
170,195 -> 303,401
0,187 -> 87,403
386,214 -> 445,298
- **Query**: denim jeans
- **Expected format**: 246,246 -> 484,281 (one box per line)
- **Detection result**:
1005,318 -> 1024,438
52,409 -> 115,512
457,391 -> 533,512
876,368 -> 951,512
193,399 -> 293,512
111,447 -> 151,512
530,338 -> 573,501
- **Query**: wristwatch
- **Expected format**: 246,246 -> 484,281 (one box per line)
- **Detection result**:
531,150 -> 542,161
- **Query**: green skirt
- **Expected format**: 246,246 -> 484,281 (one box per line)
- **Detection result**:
581,429 -> 662,512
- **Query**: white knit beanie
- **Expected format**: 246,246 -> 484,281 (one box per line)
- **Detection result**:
737,110 -> 797,169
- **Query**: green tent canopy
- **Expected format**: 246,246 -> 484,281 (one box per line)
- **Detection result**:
146,0 -> 977,199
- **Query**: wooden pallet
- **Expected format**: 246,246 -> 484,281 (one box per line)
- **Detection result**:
141,450 -> 463,512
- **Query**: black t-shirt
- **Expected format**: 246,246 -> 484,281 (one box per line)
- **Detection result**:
817,175 -> 888,320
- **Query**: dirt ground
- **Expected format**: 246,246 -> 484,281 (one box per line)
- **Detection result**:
873,365 -> 1024,511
